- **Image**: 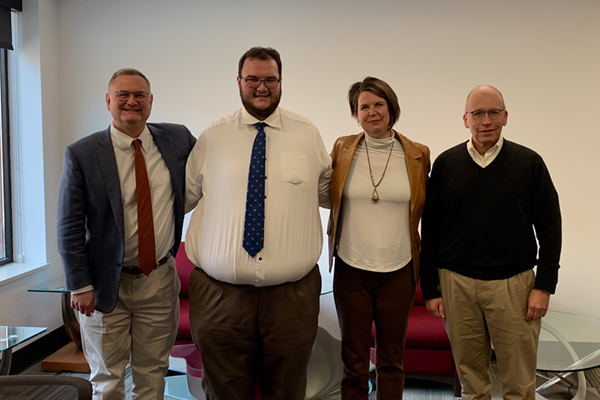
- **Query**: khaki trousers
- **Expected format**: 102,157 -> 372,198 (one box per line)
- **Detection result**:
80,258 -> 180,400
440,269 -> 541,400
189,265 -> 321,400
334,258 -> 415,400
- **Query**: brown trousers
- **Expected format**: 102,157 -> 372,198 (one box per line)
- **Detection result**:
334,258 -> 415,400
188,265 -> 321,400
440,269 -> 541,400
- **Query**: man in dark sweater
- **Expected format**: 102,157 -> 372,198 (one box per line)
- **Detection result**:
420,85 -> 561,400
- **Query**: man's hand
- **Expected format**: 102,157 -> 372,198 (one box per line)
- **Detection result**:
425,297 -> 446,319
527,289 -> 550,321
71,291 -> 95,317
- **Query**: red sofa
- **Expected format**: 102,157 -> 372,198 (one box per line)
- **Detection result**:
371,284 -> 460,396
174,242 -> 195,346
170,242 -> 204,398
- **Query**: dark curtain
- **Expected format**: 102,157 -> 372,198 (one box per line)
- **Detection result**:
0,1 -> 22,51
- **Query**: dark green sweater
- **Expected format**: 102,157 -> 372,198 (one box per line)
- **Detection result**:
420,140 -> 561,300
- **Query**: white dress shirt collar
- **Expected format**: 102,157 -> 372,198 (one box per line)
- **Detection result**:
240,107 -> 283,130
110,124 -> 152,152
467,135 -> 504,168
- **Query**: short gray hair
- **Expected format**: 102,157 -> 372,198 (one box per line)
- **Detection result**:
108,68 -> 151,90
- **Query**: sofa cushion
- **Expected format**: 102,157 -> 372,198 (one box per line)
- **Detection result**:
370,347 -> 455,376
414,283 -> 424,305
404,348 -> 456,375
405,306 -> 451,349
370,307 -> 450,350
177,298 -> 192,341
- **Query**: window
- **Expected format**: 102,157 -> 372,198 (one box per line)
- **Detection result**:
0,48 -> 12,265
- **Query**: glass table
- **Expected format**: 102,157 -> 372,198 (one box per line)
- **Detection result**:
28,277 -> 81,349
537,310 -> 600,400
0,326 -> 47,374
321,279 -> 333,296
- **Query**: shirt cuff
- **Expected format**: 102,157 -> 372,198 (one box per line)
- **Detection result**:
71,285 -> 93,294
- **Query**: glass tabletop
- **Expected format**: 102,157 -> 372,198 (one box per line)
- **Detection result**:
321,279 -> 333,296
28,276 -> 70,293
0,326 -> 48,352
28,277 -> 331,295
537,310 -> 600,372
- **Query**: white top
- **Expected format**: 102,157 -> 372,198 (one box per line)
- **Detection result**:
467,135 -> 504,168
337,134 -> 412,272
185,107 -> 332,286
73,124 -> 175,293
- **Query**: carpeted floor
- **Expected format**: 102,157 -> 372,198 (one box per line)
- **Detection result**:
12,362 -> 600,400
367,364 -> 600,400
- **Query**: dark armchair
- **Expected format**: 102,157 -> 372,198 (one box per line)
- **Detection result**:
0,375 -> 92,400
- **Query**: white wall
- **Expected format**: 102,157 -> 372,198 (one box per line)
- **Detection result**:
0,0 -> 63,334
53,0 -> 600,320
3,0 -> 599,337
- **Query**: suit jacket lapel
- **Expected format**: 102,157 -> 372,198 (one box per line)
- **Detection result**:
150,125 -> 182,199
96,127 -> 125,240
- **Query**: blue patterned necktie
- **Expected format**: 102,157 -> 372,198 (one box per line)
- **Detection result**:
243,122 -> 267,257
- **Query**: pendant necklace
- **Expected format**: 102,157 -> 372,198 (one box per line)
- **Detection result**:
364,132 -> 394,203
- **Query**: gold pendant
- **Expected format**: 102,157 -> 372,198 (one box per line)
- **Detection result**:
371,187 -> 379,203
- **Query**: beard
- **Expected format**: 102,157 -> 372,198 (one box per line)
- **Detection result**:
239,87 -> 282,121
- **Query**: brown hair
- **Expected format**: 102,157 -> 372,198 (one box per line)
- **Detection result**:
238,47 -> 282,78
348,77 -> 400,129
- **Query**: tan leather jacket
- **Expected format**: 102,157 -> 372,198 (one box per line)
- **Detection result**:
327,130 -> 430,282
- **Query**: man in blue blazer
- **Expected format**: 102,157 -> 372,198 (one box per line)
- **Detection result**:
57,68 -> 196,399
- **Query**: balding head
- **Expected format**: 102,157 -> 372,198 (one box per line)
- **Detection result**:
465,85 -> 505,112
463,85 -> 508,155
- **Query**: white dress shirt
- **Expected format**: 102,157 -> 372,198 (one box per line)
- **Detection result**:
337,134 -> 412,272
467,135 -> 504,168
185,107 -> 332,286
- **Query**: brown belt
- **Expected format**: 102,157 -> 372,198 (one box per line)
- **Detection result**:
122,251 -> 172,274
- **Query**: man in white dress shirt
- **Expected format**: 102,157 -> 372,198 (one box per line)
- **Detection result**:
185,47 -> 332,400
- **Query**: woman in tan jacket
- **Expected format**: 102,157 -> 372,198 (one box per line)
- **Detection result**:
328,77 -> 430,399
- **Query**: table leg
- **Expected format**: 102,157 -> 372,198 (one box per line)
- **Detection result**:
537,321 -> 588,400
304,326 -> 343,400
61,292 -> 82,349
0,348 -> 12,375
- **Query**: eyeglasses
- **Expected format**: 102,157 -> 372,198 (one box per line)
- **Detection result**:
241,77 -> 280,89
111,91 -> 151,103
465,108 -> 505,120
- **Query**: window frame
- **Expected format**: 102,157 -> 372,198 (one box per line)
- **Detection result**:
0,48 -> 13,265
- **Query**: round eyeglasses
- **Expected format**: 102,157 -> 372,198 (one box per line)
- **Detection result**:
111,91 -> 151,103
465,108 -> 505,120
241,77 -> 280,89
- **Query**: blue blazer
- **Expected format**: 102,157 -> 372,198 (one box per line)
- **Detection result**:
57,123 -> 196,313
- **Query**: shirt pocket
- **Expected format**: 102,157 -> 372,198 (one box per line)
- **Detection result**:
280,152 -> 309,184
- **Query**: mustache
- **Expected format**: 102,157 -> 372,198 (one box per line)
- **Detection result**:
239,87 -> 282,120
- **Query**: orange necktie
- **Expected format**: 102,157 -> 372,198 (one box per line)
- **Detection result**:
133,139 -> 156,275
